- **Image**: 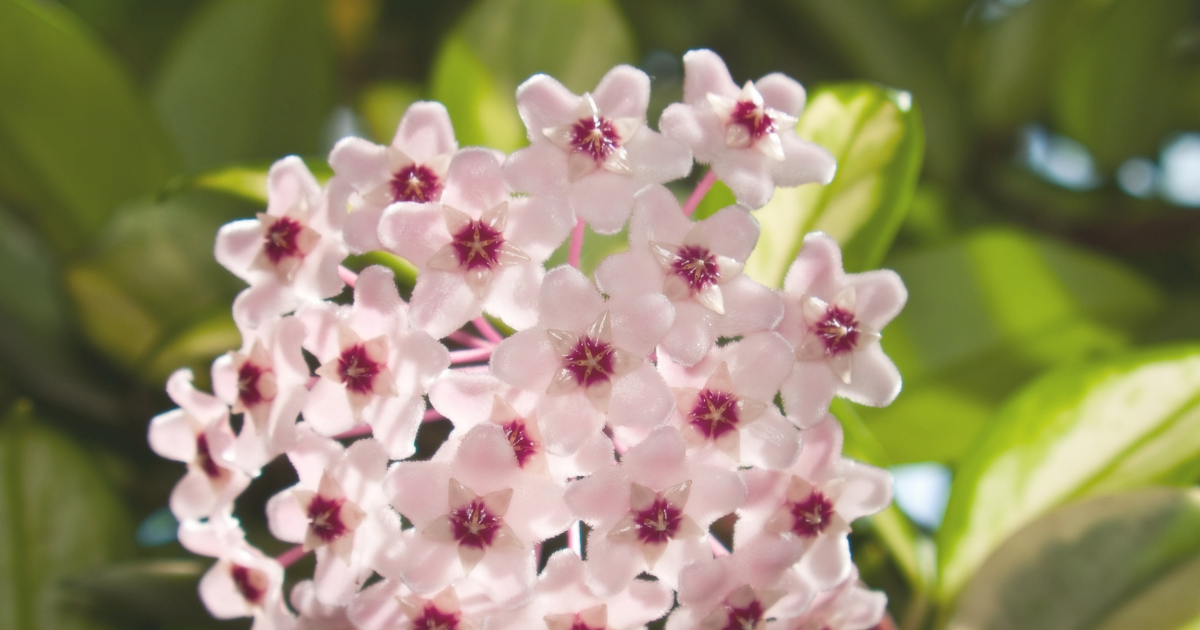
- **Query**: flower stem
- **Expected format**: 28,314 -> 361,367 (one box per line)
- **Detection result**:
423,409 -> 444,422
275,545 -> 308,568
446,330 -> 494,349
333,424 -> 372,439
473,316 -> 504,344
567,218 -> 586,268
567,520 -> 582,556
450,346 -> 493,364
338,265 -> 359,288
681,169 -> 718,217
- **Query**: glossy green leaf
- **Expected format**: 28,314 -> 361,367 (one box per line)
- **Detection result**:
1052,0 -> 1190,170
949,488 -> 1200,630
153,0 -> 335,172
0,403 -> 134,630
0,0 -> 179,253
856,227 -> 1163,465
430,0 -> 636,152
937,344 -> 1200,601
745,82 -> 924,286
66,191 -> 251,383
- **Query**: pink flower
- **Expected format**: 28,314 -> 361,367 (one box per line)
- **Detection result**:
489,266 -> 675,454
378,148 -> 573,337
328,101 -> 458,253
659,49 -> 836,209
148,370 -> 250,521
776,233 -> 907,427
487,550 -> 673,630
349,583 -> 491,630
735,416 -> 892,591
384,424 -> 574,605
504,66 -> 692,234
778,567 -> 887,630
297,265 -> 449,458
265,425 -> 394,605
657,332 -> 801,470
564,426 -> 747,595
215,156 -> 348,328
595,184 -> 782,365
211,316 -> 309,472
198,541 -> 294,628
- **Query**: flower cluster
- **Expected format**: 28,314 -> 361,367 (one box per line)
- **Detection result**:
149,49 -> 906,630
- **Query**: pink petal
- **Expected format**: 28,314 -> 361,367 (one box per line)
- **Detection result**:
658,104 -> 719,163
681,49 -> 738,104
701,205 -> 760,262
393,101 -> 458,160
515,74 -> 580,140
849,269 -> 907,330
148,409 -> 196,462
537,392 -> 606,455
302,379 -> 357,436
538,266 -> 606,332
169,471 -> 220,520
428,372 -> 500,427
716,276 -> 784,337
713,149 -> 776,210
568,171 -> 638,235
451,424 -> 521,491
628,184 -> 689,251
409,270 -> 483,339
582,536 -> 643,597
799,531 -> 851,591
661,302 -> 716,367
377,202 -> 445,266
472,547 -> 536,606
782,232 -> 844,299
351,265 -> 408,333
265,490 -> 308,543
490,329 -> 559,391
646,537 -> 710,591
624,130 -> 693,185
779,363 -> 839,427
685,462 -> 748,525
609,293 -> 675,356
793,415 -> 843,483
510,476 -> 573,541
214,219 -> 265,281
594,250 -> 663,298
726,331 -> 795,401
398,540 -> 461,596
842,344 -> 902,407
347,578 -> 411,630
441,148 -> 507,213
312,545 -> 370,605
331,438 -> 388,504
232,281 -> 302,330
199,560 -> 253,619
621,426 -> 688,489
564,467 -> 630,524
609,364 -> 675,429
741,409 -> 802,470
592,65 -> 651,119
364,395 -> 426,460
772,134 -> 837,187
504,195 -> 575,261
167,369 -> 228,423
836,460 -> 893,522
328,137 -> 390,189
503,142 -> 568,196
755,73 -> 808,118
384,461 -> 450,527
359,508 -> 407,578
343,201 -> 386,254
482,263 -> 543,332
287,423 -> 344,486
266,156 -> 322,217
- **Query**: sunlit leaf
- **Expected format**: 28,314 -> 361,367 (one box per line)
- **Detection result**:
856,227 -> 1163,465
937,344 -> 1200,601
0,0 -> 179,253
949,488 -> 1200,630
745,82 -> 924,286
0,403 -> 134,630
153,0 -> 335,171
359,81 -> 422,144
430,0 -> 636,152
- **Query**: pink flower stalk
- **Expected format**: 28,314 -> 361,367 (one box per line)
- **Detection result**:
150,50 -> 904,630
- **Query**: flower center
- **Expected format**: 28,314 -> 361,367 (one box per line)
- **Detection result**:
306,494 -> 352,543
336,344 -> 383,395
389,164 -> 442,203
450,220 -> 506,270
688,388 -> 740,440
671,245 -> 721,293
730,100 -> 777,141
195,433 -> 225,481
230,564 -> 268,605
413,603 -> 461,630
813,306 -> 860,356
501,419 -> 538,468
722,599 -> 765,630
236,362 -> 269,408
633,497 -> 684,545
262,217 -> 306,265
570,115 -> 622,163
562,337 -> 617,387
788,490 -> 835,537
449,497 -> 505,549
568,620 -> 603,630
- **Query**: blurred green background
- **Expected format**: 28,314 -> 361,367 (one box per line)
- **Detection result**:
4,0 -> 1200,628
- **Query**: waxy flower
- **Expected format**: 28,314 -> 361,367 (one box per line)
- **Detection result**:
736,416 -> 892,590
777,568 -> 887,630
198,542 -> 293,628
215,156 -> 348,328
596,184 -> 782,365
385,424 -> 574,605
776,233 -> 907,426
298,265 -> 449,458
505,65 -> 692,234
490,266 -> 675,454
348,580 -> 494,630
329,101 -> 457,253
266,426 -> 393,605
565,426 -> 747,595
379,148 -> 573,337
659,49 -> 836,209
211,316 -> 309,472
149,370 -> 250,521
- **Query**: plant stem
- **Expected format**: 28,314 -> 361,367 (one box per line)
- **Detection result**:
681,169 -> 718,217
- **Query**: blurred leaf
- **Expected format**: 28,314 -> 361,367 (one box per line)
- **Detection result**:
937,344 -> 1200,601
0,0 -> 179,254
746,82 -> 924,286
1052,0 -> 1191,170
359,81 -> 423,144
692,179 -> 736,221
546,225 -> 629,278
858,227 -> 1164,465
189,166 -> 269,205
0,207 -> 122,422
153,0 -> 335,172
64,560 -> 214,626
431,0 -> 636,152
66,191 -> 251,384
949,488 -> 1200,630
0,403 -> 134,630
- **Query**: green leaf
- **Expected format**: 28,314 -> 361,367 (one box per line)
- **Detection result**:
937,344 -> 1200,601
856,227 -> 1163,465
744,82 -> 924,286
950,488 -> 1200,630
430,0 -> 636,152
66,190 -> 251,384
358,81 -> 422,144
1052,0 -> 1191,170
63,560 -> 213,626
0,403 -> 134,630
0,0 -> 179,254
545,225 -> 629,278
153,0 -> 335,172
